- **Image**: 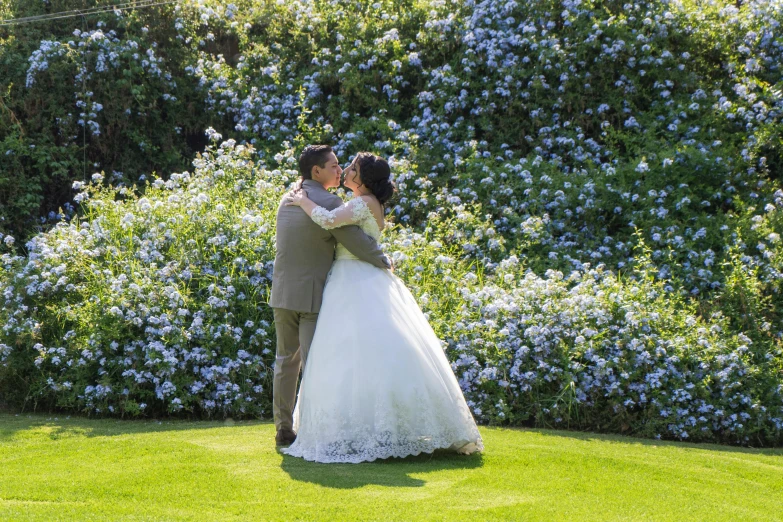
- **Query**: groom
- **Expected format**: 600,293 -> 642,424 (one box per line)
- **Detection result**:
269,144 -> 391,446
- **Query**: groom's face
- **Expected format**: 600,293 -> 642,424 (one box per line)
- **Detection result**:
314,152 -> 343,189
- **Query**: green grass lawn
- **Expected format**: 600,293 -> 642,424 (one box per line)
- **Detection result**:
0,413 -> 781,521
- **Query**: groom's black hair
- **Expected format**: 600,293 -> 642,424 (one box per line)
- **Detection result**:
298,144 -> 334,180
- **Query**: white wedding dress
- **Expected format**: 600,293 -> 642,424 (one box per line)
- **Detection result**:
281,197 -> 483,463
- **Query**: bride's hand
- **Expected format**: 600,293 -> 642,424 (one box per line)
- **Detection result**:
284,189 -> 307,207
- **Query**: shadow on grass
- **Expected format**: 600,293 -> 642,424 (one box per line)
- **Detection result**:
4,411 -> 779,457
496,425 -> 783,455
280,449 -> 484,489
1,411 -> 486,489
0,411 -> 270,442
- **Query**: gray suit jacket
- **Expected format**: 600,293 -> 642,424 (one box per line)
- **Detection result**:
269,179 -> 390,313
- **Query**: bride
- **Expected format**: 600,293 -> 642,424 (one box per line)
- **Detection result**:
280,152 -> 483,464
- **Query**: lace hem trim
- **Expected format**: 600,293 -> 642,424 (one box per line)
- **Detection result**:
282,437 -> 483,464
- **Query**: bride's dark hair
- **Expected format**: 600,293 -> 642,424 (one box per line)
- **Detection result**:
355,152 -> 395,207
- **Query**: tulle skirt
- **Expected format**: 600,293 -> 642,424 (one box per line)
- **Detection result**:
281,259 -> 484,463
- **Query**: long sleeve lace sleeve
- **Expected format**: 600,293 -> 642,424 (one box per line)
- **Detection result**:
310,197 -> 374,230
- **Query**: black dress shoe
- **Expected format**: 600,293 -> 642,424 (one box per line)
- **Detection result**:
275,428 -> 297,446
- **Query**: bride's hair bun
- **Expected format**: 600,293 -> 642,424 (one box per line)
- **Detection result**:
356,152 -> 396,206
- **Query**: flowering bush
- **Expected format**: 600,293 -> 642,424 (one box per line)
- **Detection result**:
1,139 -> 280,417
0,136 -> 780,445
1,0 -> 782,445
0,3 -> 211,237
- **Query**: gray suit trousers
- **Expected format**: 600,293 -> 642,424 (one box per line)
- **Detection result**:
272,307 -> 318,432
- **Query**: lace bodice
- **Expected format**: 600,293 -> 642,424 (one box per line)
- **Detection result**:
310,197 -> 382,260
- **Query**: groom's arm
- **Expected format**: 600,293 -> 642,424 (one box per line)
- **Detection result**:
330,226 -> 391,269
316,192 -> 391,270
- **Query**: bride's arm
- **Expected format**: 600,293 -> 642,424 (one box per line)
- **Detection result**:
286,189 -> 391,270
285,191 -> 367,230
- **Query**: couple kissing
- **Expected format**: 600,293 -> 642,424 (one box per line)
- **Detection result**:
269,144 -> 483,464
